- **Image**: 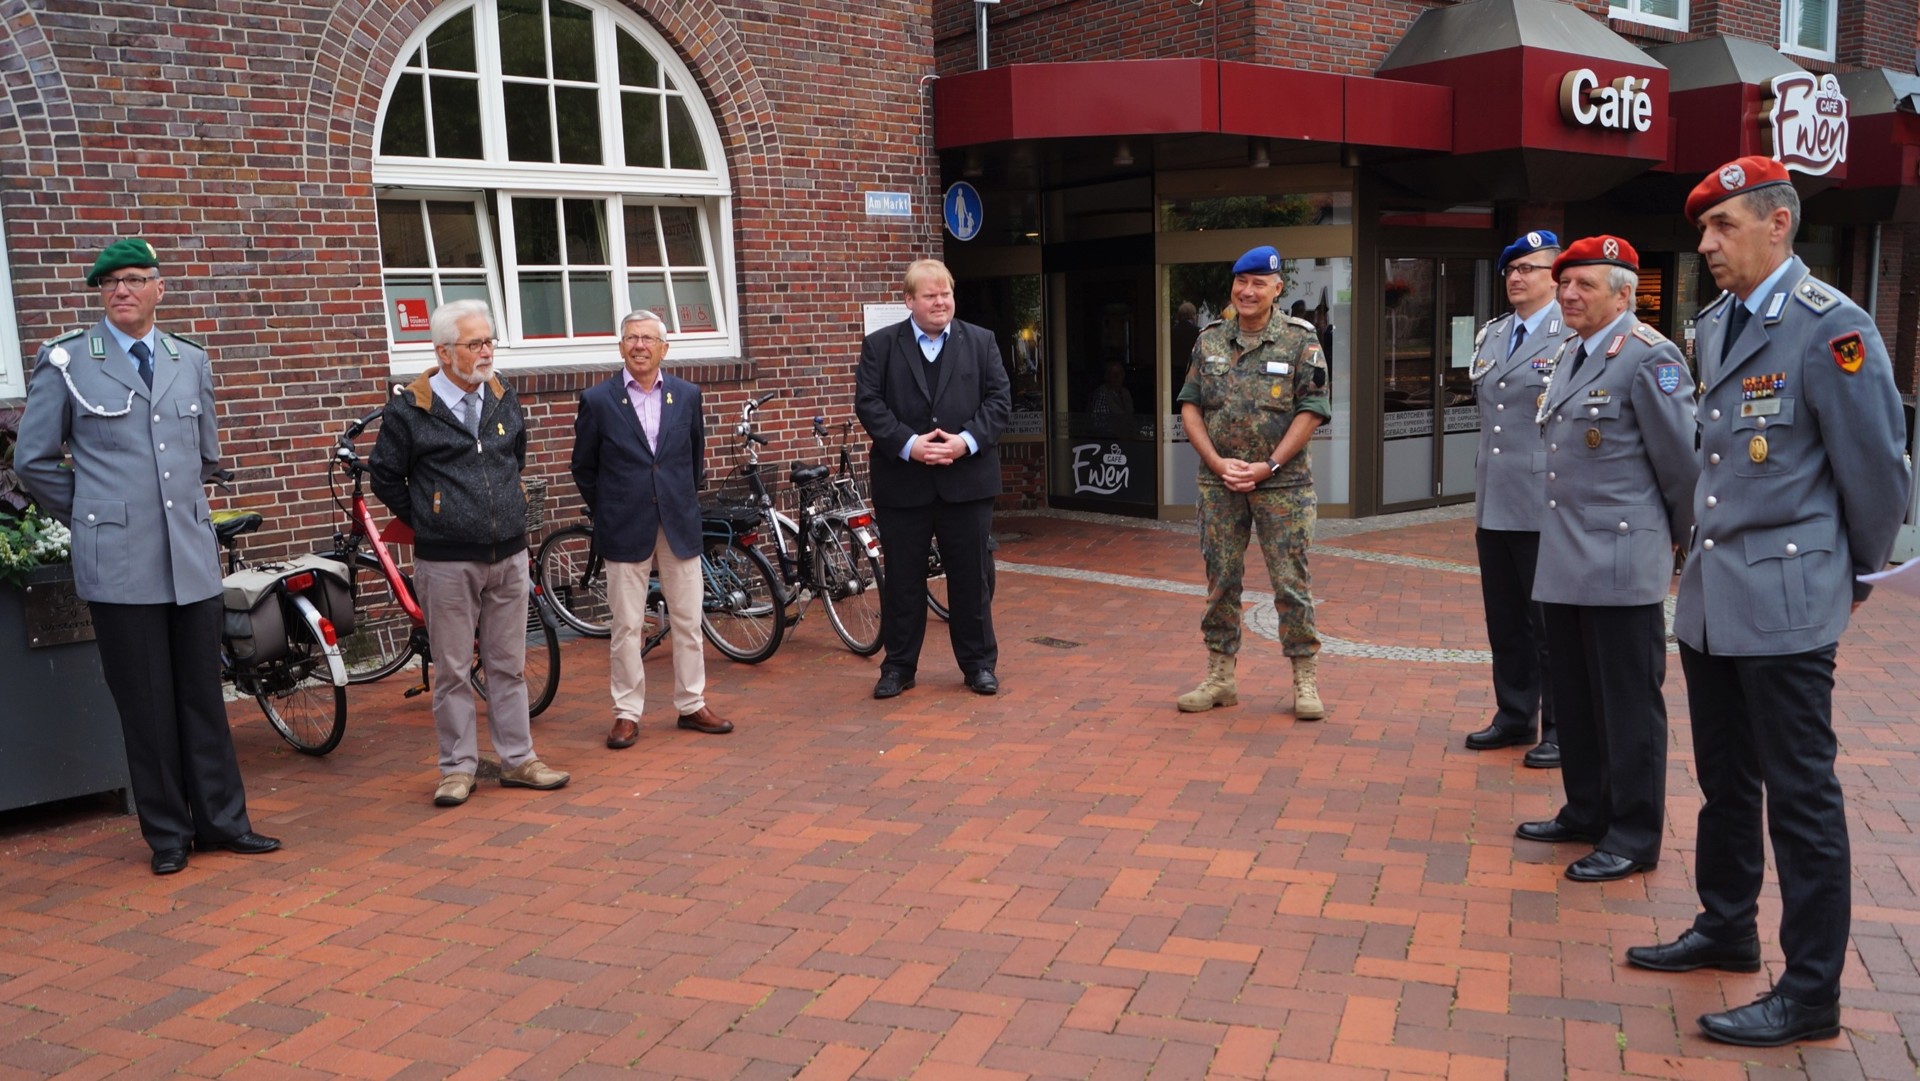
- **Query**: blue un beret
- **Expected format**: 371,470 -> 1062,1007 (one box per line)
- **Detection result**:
1231,246 -> 1282,276
1498,230 -> 1560,271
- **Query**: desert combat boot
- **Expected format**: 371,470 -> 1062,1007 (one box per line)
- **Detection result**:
1177,651 -> 1238,712
1291,655 -> 1326,720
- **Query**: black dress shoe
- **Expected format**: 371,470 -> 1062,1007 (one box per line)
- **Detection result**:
1698,992 -> 1841,1047
1565,850 -> 1654,882
965,669 -> 999,696
1625,929 -> 1761,973
1523,741 -> 1561,769
873,671 -> 915,699
151,848 -> 189,875
1464,724 -> 1534,750
193,831 -> 281,855
1514,819 -> 1600,844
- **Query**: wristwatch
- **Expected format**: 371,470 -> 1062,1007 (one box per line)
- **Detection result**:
1266,459 -> 1282,476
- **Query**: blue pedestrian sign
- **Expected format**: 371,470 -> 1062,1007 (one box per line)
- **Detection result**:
944,182 -> 983,242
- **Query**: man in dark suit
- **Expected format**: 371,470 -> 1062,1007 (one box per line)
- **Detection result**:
571,310 -> 733,744
1625,157 -> 1911,1048
15,237 -> 280,875
856,259 -> 1011,699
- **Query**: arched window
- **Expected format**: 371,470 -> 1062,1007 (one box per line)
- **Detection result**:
373,0 -> 734,370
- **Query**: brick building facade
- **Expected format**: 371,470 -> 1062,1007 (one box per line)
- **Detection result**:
3,0 -> 1915,539
1,0 -> 942,563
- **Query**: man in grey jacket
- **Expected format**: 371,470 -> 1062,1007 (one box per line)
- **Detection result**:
369,299 -> 568,807
1516,235 -> 1697,884
16,238 -> 280,875
1464,230 -> 1562,767
1625,157 -> 1912,1048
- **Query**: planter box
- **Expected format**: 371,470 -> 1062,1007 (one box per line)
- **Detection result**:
0,565 -> 133,815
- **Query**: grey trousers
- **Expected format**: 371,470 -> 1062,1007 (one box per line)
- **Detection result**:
415,554 -> 536,775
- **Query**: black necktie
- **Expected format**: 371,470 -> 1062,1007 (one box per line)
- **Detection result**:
1507,322 -> 1527,360
129,341 -> 153,388
1722,303 -> 1751,363
1569,343 -> 1587,376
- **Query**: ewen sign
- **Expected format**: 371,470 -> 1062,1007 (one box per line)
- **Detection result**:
1558,68 -> 1654,133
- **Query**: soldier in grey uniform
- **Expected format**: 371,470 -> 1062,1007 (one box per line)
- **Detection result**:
1464,230 -> 1562,768
1515,235 -> 1697,883
15,238 -> 280,876
1625,157 -> 1912,1048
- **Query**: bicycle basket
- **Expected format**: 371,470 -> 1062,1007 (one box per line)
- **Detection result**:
700,498 -> 763,537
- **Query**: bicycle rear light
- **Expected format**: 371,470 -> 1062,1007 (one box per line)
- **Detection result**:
846,513 -> 873,528
316,616 -> 338,647
282,572 -> 316,594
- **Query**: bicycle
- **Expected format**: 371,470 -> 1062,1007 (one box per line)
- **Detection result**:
535,501 -> 785,664
208,494 -> 351,756
730,394 -> 884,656
322,409 -> 561,717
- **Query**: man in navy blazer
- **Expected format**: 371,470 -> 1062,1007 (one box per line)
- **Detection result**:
856,259 -> 1011,699
571,310 -> 733,745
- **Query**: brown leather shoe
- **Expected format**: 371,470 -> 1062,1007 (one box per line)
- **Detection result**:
677,706 -> 734,734
607,716 -> 640,749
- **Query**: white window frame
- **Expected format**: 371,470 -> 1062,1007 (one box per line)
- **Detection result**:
373,0 -> 736,373
1608,0 -> 1688,33
378,191 -> 506,351
0,204 -> 24,399
1779,0 -> 1837,63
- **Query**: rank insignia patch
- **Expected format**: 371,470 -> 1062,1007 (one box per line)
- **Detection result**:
1831,331 -> 1865,374
1654,363 -> 1685,395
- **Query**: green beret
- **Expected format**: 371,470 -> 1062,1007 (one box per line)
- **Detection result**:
86,238 -> 161,287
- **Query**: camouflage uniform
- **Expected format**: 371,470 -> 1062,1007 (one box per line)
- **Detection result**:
1177,310 -> 1333,658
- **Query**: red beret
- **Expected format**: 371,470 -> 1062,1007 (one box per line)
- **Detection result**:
1552,235 -> 1640,279
1686,155 -> 1792,224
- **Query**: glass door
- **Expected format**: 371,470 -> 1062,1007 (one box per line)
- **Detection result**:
1379,255 -> 1491,508
1048,263 -> 1157,513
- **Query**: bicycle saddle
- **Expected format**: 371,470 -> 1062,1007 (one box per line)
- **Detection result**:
212,510 -> 264,542
790,463 -> 830,487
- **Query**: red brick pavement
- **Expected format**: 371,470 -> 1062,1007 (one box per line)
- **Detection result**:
4,510 -> 1919,1079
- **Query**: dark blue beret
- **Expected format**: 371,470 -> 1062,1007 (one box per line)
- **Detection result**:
1498,231 -> 1560,271
1230,246 -> 1282,276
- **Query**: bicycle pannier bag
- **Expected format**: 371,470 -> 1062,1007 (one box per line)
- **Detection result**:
221,568 -> 289,666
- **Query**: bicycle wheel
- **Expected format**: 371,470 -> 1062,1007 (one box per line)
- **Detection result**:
700,537 -> 785,663
339,551 -> 418,684
537,524 -> 611,638
256,604 -> 346,756
925,539 -> 950,621
818,519 -> 884,656
470,590 -> 562,718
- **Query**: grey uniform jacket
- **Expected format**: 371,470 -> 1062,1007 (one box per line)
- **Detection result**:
1532,312 -> 1699,608
1674,258 -> 1911,656
1471,302 -> 1562,531
15,320 -> 224,605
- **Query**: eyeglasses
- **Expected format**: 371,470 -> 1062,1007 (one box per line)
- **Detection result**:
452,337 -> 497,351
621,334 -> 664,348
1502,263 -> 1551,277
98,274 -> 159,292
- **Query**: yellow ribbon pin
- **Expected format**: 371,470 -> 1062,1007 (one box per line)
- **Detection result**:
666,392 -> 674,405
496,422 -> 504,435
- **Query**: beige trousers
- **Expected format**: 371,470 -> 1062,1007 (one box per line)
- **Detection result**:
607,527 -> 706,718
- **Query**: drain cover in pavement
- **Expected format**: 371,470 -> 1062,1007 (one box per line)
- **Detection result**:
1028,636 -> 1082,649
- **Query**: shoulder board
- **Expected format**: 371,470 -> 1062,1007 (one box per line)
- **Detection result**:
1698,291 -> 1733,317
47,328 -> 85,345
1200,318 -> 1225,331
1284,315 -> 1317,332
162,330 -> 206,350
1792,275 -> 1839,314
1630,323 -> 1667,346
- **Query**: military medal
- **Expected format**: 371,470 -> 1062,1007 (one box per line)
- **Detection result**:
1585,428 -> 1601,449
1749,435 -> 1768,463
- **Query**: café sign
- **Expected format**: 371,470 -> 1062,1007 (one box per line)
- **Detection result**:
1558,69 -> 1654,133
1767,71 -> 1848,176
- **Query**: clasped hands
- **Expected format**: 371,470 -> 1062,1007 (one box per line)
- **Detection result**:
912,428 -> 970,467
1213,456 -> 1270,493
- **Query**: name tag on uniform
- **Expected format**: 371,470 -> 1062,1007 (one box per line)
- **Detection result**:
1739,399 -> 1782,417
1266,361 -> 1289,375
